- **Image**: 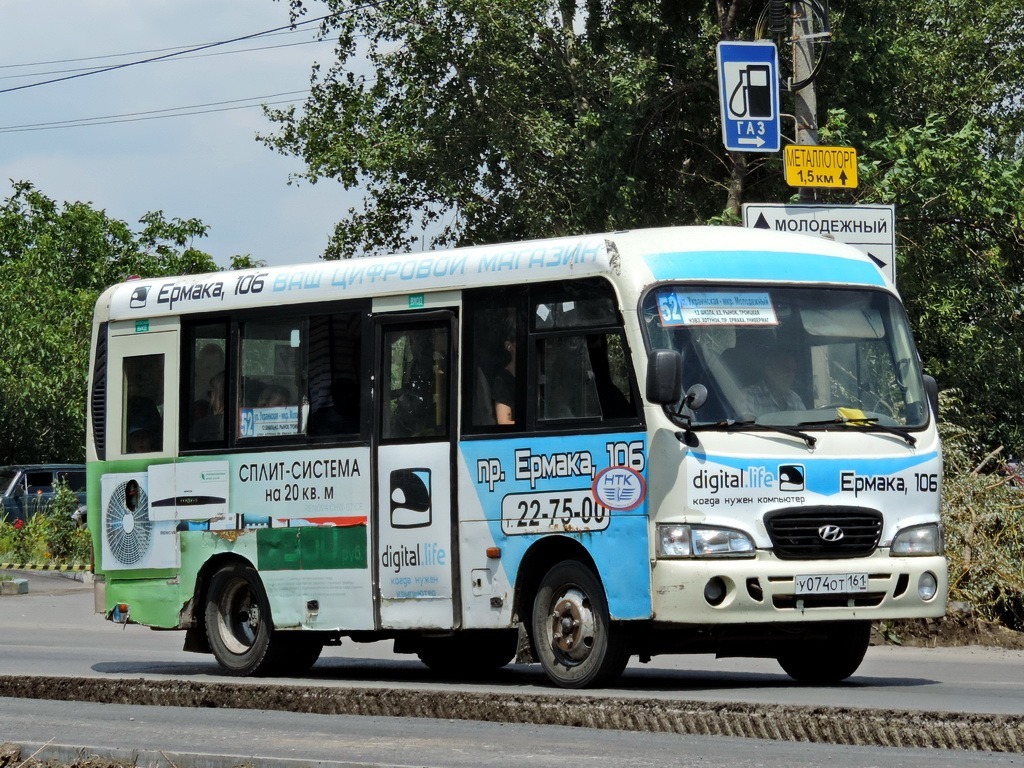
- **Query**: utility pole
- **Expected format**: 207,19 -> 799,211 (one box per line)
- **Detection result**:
791,2 -> 819,202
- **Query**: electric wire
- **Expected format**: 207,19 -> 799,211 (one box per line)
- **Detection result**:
0,37 -> 332,82
0,28 -> 308,70
0,11 -> 346,95
755,0 -> 831,92
0,90 -> 311,133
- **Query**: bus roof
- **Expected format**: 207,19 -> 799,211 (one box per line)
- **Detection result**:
98,226 -> 890,322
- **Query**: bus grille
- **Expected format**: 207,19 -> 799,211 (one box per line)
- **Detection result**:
764,506 -> 883,559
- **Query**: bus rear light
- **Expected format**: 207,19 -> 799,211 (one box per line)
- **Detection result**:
109,603 -> 130,624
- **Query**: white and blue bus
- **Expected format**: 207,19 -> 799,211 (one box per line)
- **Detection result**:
86,226 -> 946,688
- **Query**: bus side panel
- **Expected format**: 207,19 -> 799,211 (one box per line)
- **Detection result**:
457,432 -> 652,627
91,448 -> 375,633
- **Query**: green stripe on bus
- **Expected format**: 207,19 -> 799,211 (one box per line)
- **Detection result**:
257,525 -> 368,571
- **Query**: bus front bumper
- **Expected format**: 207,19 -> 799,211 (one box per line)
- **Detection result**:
650,551 -> 947,624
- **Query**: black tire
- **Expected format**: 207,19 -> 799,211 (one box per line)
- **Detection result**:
416,631 -> 516,677
777,621 -> 871,684
205,563 -> 278,676
531,560 -> 629,688
271,634 -> 324,675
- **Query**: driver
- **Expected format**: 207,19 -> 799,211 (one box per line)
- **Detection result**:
744,348 -> 805,414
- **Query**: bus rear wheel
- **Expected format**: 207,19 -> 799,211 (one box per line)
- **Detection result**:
531,560 -> 629,688
776,621 -> 871,684
205,563 -> 278,676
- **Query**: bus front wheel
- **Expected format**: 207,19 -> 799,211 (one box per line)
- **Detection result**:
205,563 -> 278,676
531,560 -> 629,688
776,621 -> 871,684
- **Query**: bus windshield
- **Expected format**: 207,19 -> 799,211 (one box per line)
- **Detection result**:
641,285 -> 930,429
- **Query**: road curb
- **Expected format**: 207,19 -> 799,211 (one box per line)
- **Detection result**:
2,675 -> 1023,752
0,578 -> 28,595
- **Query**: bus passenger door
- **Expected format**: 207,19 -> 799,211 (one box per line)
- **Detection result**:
374,312 -> 457,630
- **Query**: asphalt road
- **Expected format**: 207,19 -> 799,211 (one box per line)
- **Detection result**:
3,570 -> 1024,766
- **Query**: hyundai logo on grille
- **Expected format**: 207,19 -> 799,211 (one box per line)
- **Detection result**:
818,524 -> 845,542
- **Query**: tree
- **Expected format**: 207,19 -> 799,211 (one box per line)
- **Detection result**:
265,0 -> 772,257
0,182 -> 222,464
831,115 -> 1024,452
267,0 -> 1024,451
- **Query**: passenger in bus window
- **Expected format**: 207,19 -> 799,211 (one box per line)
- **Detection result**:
191,343 -> 224,419
492,321 -> 516,425
587,334 -> 633,419
310,379 -> 360,435
257,384 -> 291,408
125,395 -> 162,453
193,371 -> 225,441
127,425 -> 157,453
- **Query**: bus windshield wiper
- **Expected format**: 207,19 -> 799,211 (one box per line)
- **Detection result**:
797,416 -> 917,446
711,419 -> 817,448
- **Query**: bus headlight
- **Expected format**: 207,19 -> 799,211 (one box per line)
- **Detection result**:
657,524 -> 755,558
891,523 -> 944,557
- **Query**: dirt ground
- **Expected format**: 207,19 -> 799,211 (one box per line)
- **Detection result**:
873,604 -> 1024,650
0,745 -> 130,768
0,744 -> 248,768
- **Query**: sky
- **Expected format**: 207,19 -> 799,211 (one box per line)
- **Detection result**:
0,0 -> 359,268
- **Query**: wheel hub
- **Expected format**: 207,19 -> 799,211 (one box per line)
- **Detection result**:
549,587 -> 595,664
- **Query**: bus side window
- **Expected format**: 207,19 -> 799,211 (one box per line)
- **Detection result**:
530,281 -> 638,425
238,320 -> 306,439
465,296 -> 521,430
535,333 -> 634,421
123,354 -> 164,453
187,323 -> 228,444
383,325 -> 448,440
307,313 -> 362,437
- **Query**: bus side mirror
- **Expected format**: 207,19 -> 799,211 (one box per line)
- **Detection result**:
923,374 -> 939,420
646,349 -> 683,405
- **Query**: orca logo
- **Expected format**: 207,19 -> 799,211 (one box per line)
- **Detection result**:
778,464 -> 805,492
130,285 -> 150,309
390,468 -> 432,529
818,524 -> 845,542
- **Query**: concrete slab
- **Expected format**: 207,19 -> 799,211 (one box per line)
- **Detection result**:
0,578 -> 28,595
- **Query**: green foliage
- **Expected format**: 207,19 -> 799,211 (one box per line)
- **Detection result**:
940,392 -> 1024,629
0,481 -> 90,566
267,0 -> 1024,452
42,479 -> 92,564
265,0 -> 767,256
0,182 -> 228,464
822,0 -> 1024,152
0,515 -> 46,564
819,110 -> 1024,451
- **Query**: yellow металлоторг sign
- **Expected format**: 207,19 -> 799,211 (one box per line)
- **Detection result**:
784,145 -> 858,188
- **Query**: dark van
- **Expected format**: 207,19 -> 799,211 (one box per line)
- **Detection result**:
0,465 -> 87,524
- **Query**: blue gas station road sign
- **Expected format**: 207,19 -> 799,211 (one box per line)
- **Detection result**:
717,41 -> 781,153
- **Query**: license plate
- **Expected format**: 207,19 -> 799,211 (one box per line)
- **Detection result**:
794,573 -> 869,595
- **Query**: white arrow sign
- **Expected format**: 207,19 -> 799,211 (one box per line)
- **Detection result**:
742,203 -> 897,285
